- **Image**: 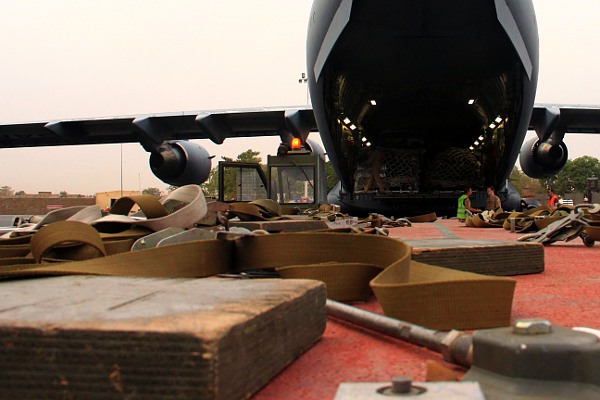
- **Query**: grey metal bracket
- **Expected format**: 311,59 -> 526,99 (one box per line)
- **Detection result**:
195,113 -> 232,144
131,227 -> 185,251
156,227 -> 257,247
532,106 -> 565,144
133,116 -> 173,153
44,121 -> 88,144
284,109 -> 312,142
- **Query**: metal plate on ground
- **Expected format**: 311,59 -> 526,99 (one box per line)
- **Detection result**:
334,381 -> 485,399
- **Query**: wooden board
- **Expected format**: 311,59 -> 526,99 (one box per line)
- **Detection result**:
0,276 -> 326,400
230,218 -> 329,232
408,239 -> 544,276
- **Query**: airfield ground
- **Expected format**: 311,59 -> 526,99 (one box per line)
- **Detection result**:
254,218 -> 600,399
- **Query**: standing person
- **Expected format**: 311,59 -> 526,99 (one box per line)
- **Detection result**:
547,188 -> 559,209
485,186 -> 501,211
363,147 -> 386,194
457,187 -> 481,222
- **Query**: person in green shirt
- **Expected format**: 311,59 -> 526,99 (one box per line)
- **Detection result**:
457,187 -> 481,222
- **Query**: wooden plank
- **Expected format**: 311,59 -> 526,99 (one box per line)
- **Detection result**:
0,276 -> 326,400
408,239 -> 544,276
230,218 -> 329,232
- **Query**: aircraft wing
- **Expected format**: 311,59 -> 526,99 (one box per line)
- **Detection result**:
0,107 -> 317,149
530,105 -> 600,134
2,104 -> 599,150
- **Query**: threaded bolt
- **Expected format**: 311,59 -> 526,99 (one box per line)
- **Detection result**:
391,376 -> 412,394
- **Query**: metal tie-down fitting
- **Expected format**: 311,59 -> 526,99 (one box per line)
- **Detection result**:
391,376 -> 412,394
512,318 -> 553,335
376,376 -> 427,396
463,317 -> 600,399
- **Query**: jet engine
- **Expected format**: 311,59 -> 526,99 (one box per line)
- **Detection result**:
519,137 -> 568,179
149,140 -> 212,186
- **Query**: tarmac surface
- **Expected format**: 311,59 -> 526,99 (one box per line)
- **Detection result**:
253,218 -> 600,399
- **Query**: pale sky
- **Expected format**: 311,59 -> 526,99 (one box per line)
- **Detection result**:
0,0 -> 599,195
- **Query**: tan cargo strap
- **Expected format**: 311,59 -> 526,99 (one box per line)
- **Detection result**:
226,199 -> 304,221
407,212 -> 438,223
92,185 -> 208,232
0,205 -> 102,242
0,221 -> 515,331
108,194 -> 169,218
227,202 -> 286,221
0,221 -> 230,278
0,226 -> 152,259
0,244 -> 33,258
30,220 -> 107,263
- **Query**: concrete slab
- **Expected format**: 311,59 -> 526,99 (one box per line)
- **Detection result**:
0,276 -> 326,400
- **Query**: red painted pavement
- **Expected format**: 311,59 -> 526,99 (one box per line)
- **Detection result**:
253,219 -> 600,399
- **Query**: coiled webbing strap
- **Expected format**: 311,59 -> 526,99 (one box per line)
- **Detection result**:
0,221 -> 515,330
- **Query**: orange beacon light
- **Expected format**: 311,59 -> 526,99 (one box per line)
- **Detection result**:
291,137 -> 302,151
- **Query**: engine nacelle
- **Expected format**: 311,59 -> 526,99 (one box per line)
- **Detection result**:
519,137 -> 568,179
149,140 -> 212,186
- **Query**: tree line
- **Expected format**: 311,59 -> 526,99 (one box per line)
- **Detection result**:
5,153 -> 598,201
164,152 -> 599,201
510,155 -> 600,198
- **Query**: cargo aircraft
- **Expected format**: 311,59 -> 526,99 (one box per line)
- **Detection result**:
1,0 -> 600,216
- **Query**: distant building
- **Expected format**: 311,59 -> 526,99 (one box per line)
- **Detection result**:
12,191 -> 89,199
95,190 -> 142,212
0,190 -> 145,215
0,193 -> 95,215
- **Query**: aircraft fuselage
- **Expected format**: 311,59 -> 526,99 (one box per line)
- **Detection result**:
307,0 -> 539,215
